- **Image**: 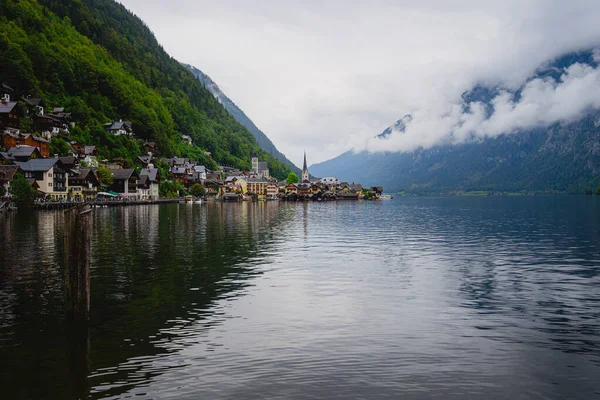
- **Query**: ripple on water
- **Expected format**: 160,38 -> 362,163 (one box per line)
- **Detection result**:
1,199 -> 600,399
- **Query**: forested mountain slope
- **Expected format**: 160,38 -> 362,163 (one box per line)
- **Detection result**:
0,0 -> 290,179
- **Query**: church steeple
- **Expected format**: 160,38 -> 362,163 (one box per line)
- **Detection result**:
302,151 -> 309,182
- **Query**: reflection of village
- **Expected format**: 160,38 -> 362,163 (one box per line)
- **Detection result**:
0,84 -> 384,208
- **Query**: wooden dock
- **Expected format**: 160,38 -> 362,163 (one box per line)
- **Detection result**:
33,198 -> 182,210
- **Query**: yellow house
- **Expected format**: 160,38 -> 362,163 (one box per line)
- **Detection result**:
247,178 -> 269,198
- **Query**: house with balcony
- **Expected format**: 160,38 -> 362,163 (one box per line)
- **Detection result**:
68,168 -> 99,199
14,158 -> 69,200
139,168 -> 160,199
267,183 -> 279,198
246,178 -> 270,199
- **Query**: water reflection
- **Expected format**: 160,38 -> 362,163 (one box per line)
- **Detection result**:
1,198 -> 600,399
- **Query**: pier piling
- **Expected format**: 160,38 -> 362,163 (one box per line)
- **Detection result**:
64,203 -> 92,322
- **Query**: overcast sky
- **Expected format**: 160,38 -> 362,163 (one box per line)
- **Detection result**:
119,0 -> 600,166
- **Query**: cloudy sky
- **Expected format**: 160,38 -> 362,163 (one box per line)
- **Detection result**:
119,0 -> 600,166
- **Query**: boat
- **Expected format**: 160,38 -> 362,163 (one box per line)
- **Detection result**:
380,194 -> 393,200
185,195 -> 193,203
194,198 -> 202,204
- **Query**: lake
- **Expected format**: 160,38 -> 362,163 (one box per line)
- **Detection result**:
1,197 -> 600,399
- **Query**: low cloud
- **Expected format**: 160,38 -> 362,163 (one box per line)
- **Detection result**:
119,0 -> 600,164
363,58 -> 600,153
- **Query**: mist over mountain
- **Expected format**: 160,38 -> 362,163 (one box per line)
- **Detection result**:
184,64 -> 300,175
310,49 -> 600,194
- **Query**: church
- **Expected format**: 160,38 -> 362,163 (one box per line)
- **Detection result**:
251,152 -> 270,179
302,151 -> 309,183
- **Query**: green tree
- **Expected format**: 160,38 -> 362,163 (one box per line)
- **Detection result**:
286,172 -> 299,185
50,137 -> 72,156
98,166 -> 113,187
10,173 -> 36,205
189,183 -> 206,197
596,186 -> 600,195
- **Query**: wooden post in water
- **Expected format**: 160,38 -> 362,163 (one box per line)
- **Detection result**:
64,203 -> 93,321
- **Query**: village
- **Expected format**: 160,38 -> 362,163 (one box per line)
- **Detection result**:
0,83 -> 384,210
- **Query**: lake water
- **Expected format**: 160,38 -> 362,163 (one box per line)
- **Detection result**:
1,197 -> 600,399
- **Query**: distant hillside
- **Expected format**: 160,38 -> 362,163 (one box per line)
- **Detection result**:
0,0 -> 291,179
185,64 -> 300,175
311,50 -> 600,194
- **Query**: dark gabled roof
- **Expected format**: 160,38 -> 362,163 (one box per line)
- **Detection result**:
15,158 -> 58,172
137,175 -> 149,187
348,183 -> 363,191
59,156 -> 77,166
104,121 -> 132,131
0,165 -> 18,183
22,97 -> 44,107
137,155 -> 153,164
111,168 -> 137,180
140,168 -> 158,182
0,101 -> 18,114
170,167 -> 186,175
5,145 -> 39,158
71,168 -> 98,183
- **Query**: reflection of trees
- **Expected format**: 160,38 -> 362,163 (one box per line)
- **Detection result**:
87,202 -> 290,398
0,203 -> 292,399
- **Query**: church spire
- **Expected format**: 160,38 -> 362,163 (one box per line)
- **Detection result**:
302,151 -> 309,182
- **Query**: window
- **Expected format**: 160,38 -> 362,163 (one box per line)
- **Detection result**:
48,172 -> 52,177
48,182 -> 52,187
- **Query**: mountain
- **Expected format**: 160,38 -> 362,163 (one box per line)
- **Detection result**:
0,0 -> 291,180
377,115 -> 412,138
184,64 -> 300,175
310,50 -> 600,194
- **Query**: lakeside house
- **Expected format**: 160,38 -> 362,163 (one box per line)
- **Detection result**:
246,177 -> 270,199
68,168 -> 100,199
139,167 -> 160,200
267,183 -> 279,198
109,169 -> 139,197
225,176 -> 247,194
14,158 -> 69,200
